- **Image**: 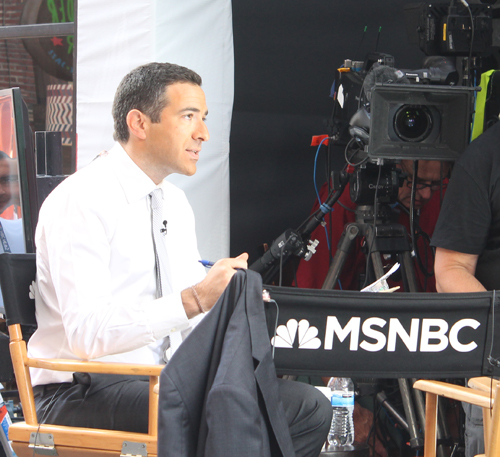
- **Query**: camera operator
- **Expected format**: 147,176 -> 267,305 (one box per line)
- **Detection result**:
295,159 -> 450,292
432,121 -> 500,457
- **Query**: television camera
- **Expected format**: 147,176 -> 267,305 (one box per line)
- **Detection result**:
250,0 -> 492,284
250,55 -> 476,285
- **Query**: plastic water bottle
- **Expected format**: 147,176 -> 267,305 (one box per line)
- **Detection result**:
328,377 -> 354,446
0,391 -> 16,456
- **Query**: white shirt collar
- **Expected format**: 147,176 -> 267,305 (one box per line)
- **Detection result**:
107,142 -> 164,204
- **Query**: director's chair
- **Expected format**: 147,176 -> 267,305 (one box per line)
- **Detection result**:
414,378 -> 500,457
0,253 -> 162,457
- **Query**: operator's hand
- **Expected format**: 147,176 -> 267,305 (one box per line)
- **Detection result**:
182,253 -> 248,317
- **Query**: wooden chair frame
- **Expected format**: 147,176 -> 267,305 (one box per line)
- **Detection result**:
467,377 -> 500,456
1,253 -> 163,457
413,378 -> 500,457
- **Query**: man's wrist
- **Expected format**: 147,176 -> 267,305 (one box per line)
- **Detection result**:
190,284 -> 206,314
181,286 -> 205,318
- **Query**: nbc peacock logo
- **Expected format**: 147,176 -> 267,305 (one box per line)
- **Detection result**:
271,319 -> 322,349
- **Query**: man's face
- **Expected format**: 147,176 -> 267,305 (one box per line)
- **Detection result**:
144,82 -> 209,178
397,160 -> 450,210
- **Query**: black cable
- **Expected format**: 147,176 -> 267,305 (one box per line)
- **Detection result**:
375,26 -> 382,53
488,376 -> 493,425
366,396 -> 382,455
295,167 -> 349,238
278,241 -> 286,287
465,2 -> 475,73
328,181 -> 335,265
394,201 -> 436,286
337,200 -> 356,214
292,261 -> 298,288
487,290 -> 499,368
362,163 -> 383,289
409,161 -> 418,262
345,138 -> 368,168
268,298 -> 280,359
32,384 -> 65,457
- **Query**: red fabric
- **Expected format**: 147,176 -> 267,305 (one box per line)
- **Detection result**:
295,181 -> 444,292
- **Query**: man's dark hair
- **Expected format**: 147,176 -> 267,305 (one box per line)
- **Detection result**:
112,62 -> 202,143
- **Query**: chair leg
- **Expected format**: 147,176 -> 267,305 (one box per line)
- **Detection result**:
482,406 -> 491,456
486,384 -> 500,456
424,392 -> 438,457
148,375 -> 159,436
8,325 -> 37,425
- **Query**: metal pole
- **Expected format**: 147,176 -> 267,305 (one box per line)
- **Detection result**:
0,23 -> 74,39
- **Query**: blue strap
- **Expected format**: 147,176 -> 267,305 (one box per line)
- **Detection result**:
319,203 -> 332,214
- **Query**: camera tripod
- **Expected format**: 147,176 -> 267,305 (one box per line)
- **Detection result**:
321,203 -> 419,292
321,203 -> 453,457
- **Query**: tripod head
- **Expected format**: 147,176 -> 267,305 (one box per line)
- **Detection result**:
354,204 -> 397,226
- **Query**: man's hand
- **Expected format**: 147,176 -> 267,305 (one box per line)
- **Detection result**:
434,247 -> 485,293
181,253 -> 249,318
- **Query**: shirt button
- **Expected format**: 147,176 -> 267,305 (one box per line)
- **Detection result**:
171,327 -> 176,333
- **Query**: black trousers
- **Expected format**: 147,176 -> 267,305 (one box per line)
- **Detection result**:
34,373 -> 332,457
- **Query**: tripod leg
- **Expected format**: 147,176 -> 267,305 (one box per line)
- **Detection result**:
399,378 -> 424,449
367,241 -> 424,450
370,251 -> 386,279
322,224 -> 359,290
437,398 -> 452,457
401,251 -> 419,292
410,377 -> 452,457
411,377 -> 427,439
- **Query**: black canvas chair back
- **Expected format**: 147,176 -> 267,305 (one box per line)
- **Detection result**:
0,253 -> 36,383
0,331 -> 13,382
0,253 -> 37,328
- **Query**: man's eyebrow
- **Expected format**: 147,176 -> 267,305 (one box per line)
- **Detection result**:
178,107 -> 209,117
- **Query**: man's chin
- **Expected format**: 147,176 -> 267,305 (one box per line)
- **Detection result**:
401,199 -> 424,210
184,165 -> 197,177
410,201 -> 423,210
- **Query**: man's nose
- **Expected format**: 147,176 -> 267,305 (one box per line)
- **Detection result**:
417,186 -> 432,200
194,121 -> 210,142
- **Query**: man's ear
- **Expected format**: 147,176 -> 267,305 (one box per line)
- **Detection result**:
126,109 -> 147,141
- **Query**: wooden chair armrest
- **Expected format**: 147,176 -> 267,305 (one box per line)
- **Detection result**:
413,380 -> 493,409
468,377 -> 499,393
26,357 -> 164,376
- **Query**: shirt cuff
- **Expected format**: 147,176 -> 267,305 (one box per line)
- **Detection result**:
142,292 -> 190,339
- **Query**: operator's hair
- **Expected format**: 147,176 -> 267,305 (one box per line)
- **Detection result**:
112,62 -> 202,143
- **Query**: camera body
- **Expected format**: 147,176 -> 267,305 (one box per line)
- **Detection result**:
349,163 -> 402,206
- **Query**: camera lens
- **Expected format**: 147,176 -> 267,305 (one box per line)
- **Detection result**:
393,105 -> 433,142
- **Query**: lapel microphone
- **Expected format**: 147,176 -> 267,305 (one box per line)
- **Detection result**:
160,220 -> 167,235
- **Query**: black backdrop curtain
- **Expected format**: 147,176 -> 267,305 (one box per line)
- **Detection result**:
229,0 -> 498,264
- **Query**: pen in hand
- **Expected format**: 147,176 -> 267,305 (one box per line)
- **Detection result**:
199,257 -> 246,270
199,260 -> 215,268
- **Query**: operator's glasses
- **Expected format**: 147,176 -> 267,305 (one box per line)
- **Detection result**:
405,179 -> 447,192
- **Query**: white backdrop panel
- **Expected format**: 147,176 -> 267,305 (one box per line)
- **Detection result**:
76,0 -> 233,262
155,0 -> 233,261
76,0 -> 154,165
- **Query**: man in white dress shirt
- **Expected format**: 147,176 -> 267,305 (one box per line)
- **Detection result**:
29,62 -> 247,429
27,63 -> 331,456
